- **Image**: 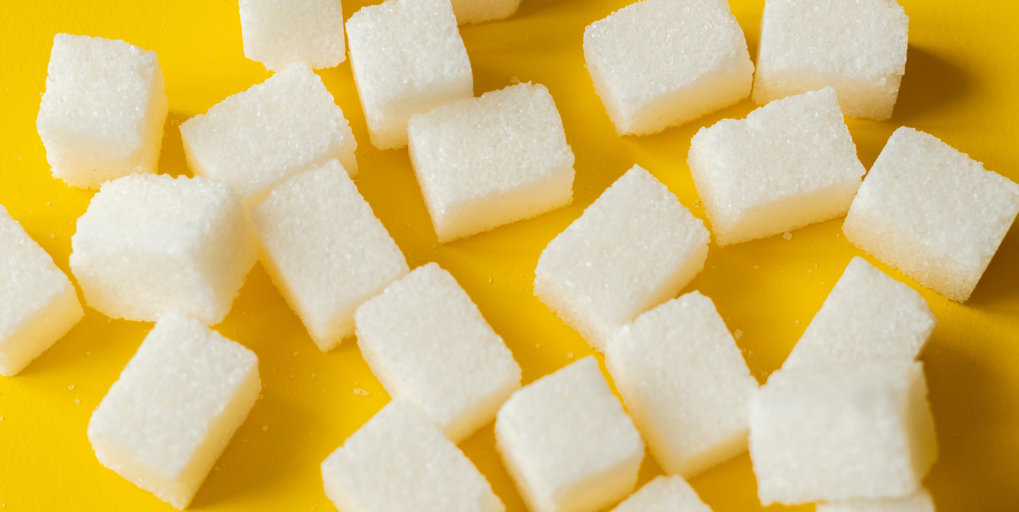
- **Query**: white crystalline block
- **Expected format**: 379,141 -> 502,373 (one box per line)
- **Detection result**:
239,0 -> 346,71
70,174 -> 257,325
250,160 -> 408,351
606,291 -> 758,477
688,87 -> 866,245
818,489 -> 936,512
180,63 -> 356,202
749,361 -> 938,505
495,357 -> 645,512
354,263 -> 520,442
753,0 -> 909,120
88,316 -> 260,509
843,127 -> 1019,302
611,475 -> 712,512
583,0 -> 754,136
450,0 -> 520,24
346,0 -> 473,149
37,34 -> 168,189
321,399 -> 503,512
534,165 -> 709,350
408,82 -> 575,242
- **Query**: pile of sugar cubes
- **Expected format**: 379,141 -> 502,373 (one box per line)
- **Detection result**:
2,0 -> 1017,510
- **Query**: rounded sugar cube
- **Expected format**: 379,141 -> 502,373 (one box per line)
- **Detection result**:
239,0 -> 347,71
610,475 -> 713,512
817,488 -> 936,512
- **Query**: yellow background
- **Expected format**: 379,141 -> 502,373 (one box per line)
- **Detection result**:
1,0 -> 1017,510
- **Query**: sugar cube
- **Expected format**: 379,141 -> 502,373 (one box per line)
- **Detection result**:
70,174 -> 256,325
37,34 -> 168,189
843,127 -> 1019,301
583,0 -> 754,136
782,257 -> 936,370
180,63 -> 356,202
346,0 -> 473,149
450,0 -> 521,24
239,0 -> 347,71
408,82 -> 575,242
749,361 -> 938,505
250,160 -> 408,351
606,291 -> 758,477
321,398 -> 503,512
495,357 -> 645,512
611,475 -> 712,512
0,206 -> 83,376
818,488 -> 936,512
88,315 -> 260,509
688,87 -> 866,245
534,165 -> 709,350
753,0 -> 909,120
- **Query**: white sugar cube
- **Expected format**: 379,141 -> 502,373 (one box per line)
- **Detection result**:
688,87 -> 866,245
250,160 -> 408,351
354,263 -> 520,442
818,489 -> 936,512
606,291 -> 758,477
451,0 -> 520,24
611,475 -> 712,512
535,165 -> 709,350
322,399 -> 503,512
239,0 -> 347,71
70,174 -> 257,325
0,206 -> 83,376
180,63 -> 356,202
583,0 -> 754,136
753,0 -> 909,120
408,82 -> 575,242
495,357 -> 645,512
37,34 -> 168,189
783,257 -> 935,370
843,127 -> 1019,301
346,0 -> 473,149
88,315 -> 260,509
749,361 -> 938,505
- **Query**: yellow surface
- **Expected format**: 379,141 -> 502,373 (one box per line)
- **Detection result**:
0,0 -> 1017,510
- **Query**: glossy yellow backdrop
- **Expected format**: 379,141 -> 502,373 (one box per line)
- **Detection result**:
1,0 -> 1017,510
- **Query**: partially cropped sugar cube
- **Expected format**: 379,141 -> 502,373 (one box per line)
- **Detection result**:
495,357 -> 645,512
583,0 -> 754,136
88,315 -> 260,509
346,0 -> 473,149
450,0 -> 520,24
818,488 -> 936,512
783,257 -> 935,370
70,174 -> 257,325
844,127 -> 1019,301
322,399 -> 503,512
239,0 -> 346,71
180,63 -> 356,202
753,0 -> 909,120
37,34 -> 168,189
0,206 -> 83,376
408,82 -> 575,241
688,87 -> 866,245
749,361 -> 938,505
250,160 -> 408,351
535,165 -> 709,350
611,475 -> 712,512
606,291 -> 758,477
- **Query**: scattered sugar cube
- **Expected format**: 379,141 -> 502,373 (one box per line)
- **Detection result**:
606,291 -> 758,477
749,361 -> 938,505
495,357 -> 645,512
534,165 -> 709,350
688,87 -> 865,245
408,82 -> 575,241
70,174 -> 257,325
37,34 -> 168,189
450,0 -> 520,24
321,399 -> 503,512
250,160 -> 408,351
843,127 -> 1019,301
88,316 -> 260,509
239,0 -> 346,71
818,488 -> 936,512
180,63 -> 356,202
354,263 -> 520,442
611,475 -> 712,512
0,206 -> 83,376
583,0 -> 754,136
753,0 -> 909,120
346,0 -> 473,149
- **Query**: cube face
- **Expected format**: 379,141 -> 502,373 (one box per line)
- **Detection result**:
843,127 -> 1019,301
817,488 -> 936,512
611,475 -> 712,512
450,0 -> 521,24
584,0 -> 754,136
346,0 -> 473,149
688,87 -> 865,245
408,82 -> 575,241
37,34 -> 168,189
239,0 -> 347,71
